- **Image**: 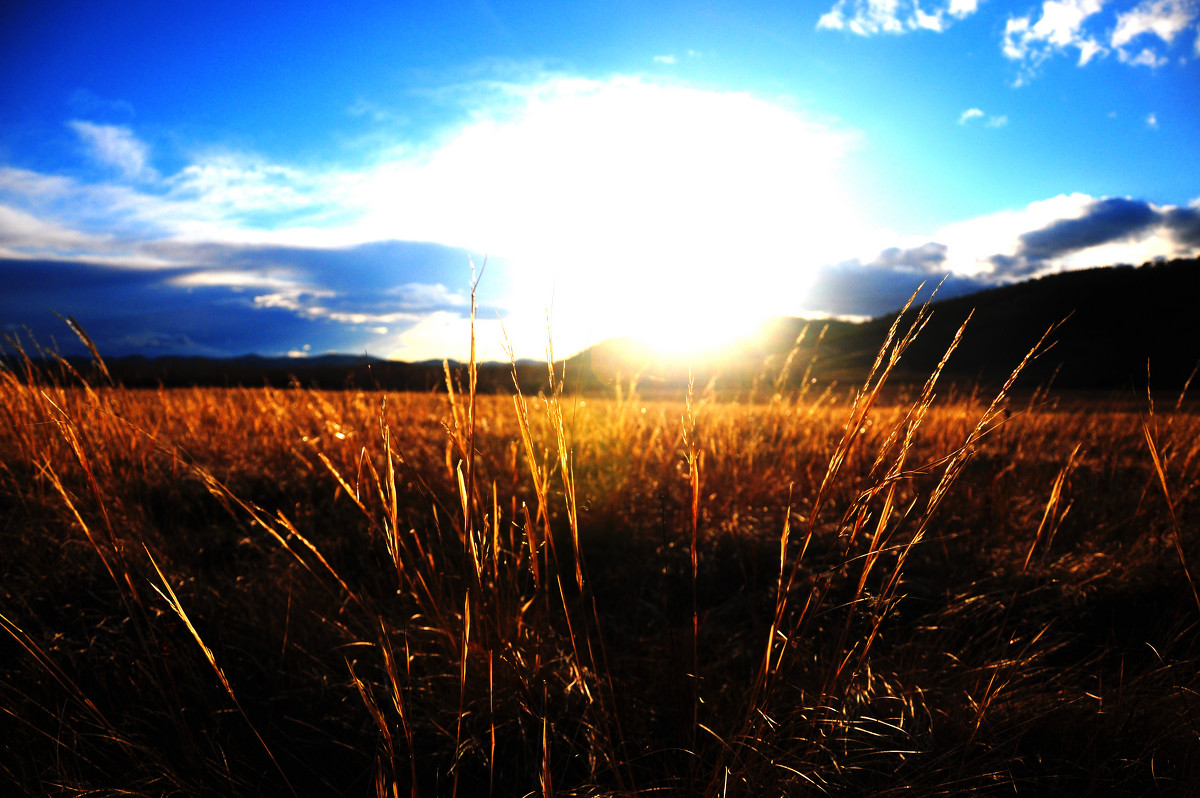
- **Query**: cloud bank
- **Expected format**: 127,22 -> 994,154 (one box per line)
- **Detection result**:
1,72 -> 1198,359
2,74 -> 867,358
800,194 -> 1200,316
5,189 -> 1194,358
818,0 -> 1200,82
1003,0 -> 1200,83
985,196 -> 1199,275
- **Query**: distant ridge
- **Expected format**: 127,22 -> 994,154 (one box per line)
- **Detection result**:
570,257 -> 1200,392
832,256 -> 1200,389
8,258 -> 1198,392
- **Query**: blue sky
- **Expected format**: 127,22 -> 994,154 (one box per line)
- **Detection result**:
1,0 -> 1198,361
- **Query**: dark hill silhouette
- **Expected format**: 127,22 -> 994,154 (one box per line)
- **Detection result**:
831,257 -> 1200,389
9,258 -> 1197,393
570,257 -> 1200,392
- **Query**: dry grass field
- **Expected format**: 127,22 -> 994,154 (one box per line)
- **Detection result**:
3,311 -> 1200,795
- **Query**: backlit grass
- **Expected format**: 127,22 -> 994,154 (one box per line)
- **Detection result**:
2,309 -> 1199,795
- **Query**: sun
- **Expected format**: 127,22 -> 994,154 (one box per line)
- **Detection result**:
361,76 -> 864,360
618,293 -> 772,360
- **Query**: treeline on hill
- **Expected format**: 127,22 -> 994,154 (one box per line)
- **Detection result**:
6,257 -> 1198,394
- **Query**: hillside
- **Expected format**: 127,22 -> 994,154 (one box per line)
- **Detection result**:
856,256 -> 1200,389
571,257 -> 1200,392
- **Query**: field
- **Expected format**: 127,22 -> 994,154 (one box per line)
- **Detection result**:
3,315 -> 1200,796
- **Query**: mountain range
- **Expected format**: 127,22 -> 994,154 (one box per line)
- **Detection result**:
9,257 -> 1198,394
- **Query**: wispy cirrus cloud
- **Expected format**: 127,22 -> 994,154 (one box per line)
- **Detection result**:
68,120 -> 159,182
0,203 -> 114,258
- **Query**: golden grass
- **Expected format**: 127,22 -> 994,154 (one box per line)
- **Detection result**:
2,310 -> 1200,795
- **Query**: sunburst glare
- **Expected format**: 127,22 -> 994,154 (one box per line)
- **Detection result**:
349,76 -> 864,359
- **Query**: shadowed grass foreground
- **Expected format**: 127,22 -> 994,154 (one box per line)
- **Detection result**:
2,310 -> 1199,795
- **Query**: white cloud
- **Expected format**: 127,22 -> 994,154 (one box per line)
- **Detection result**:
804,193 -> 1200,319
168,154 -> 329,217
170,269 -> 305,291
322,309 -> 420,326
1146,111 -> 1160,127
1075,36 -> 1109,62
1112,0 -> 1197,48
1121,45 -> 1170,63
851,193 -> 1198,289
817,0 -> 980,35
0,203 -> 112,256
384,282 -> 468,308
1003,0 -> 1107,81
1035,0 -> 1104,47
958,108 -> 1007,127
653,54 -> 677,64
68,121 -> 158,182
251,288 -> 338,317
0,150 -> 347,251
902,194 -> 1094,276
0,187 -> 183,268
0,164 -> 219,244
958,107 -> 985,124
1003,0 -> 1199,81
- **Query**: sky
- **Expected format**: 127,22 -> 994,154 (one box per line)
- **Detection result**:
1,0 -> 1198,362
